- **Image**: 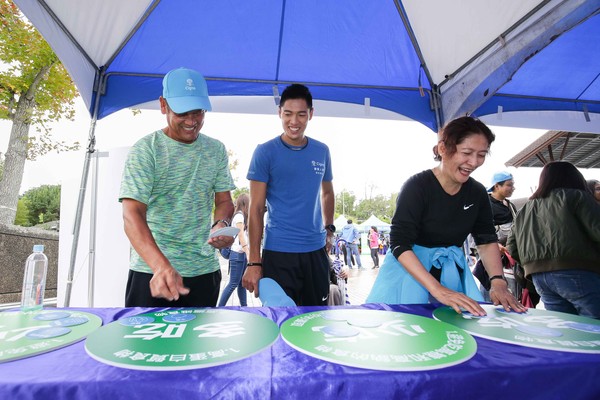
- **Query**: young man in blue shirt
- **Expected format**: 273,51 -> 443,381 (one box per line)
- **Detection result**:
242,84 -> 335,306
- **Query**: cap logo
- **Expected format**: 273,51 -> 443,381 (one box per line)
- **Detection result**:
185,79 -> 196,91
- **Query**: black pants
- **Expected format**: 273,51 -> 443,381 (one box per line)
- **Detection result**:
262,248 -> 330,306
370,248 -> 379,266
125,269 -> 221,307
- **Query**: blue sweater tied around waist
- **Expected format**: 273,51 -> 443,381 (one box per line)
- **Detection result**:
366,244 -> 483,304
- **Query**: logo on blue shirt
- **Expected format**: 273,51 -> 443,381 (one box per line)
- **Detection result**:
312,160 -> 325,175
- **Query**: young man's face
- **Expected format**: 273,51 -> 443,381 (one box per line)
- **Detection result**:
278,98 -> 313,145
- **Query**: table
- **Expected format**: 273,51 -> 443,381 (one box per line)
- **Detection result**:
1,304 -> 599,399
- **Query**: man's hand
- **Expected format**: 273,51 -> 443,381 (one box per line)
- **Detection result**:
149,265 -> 190,301
242,265 -> 263,297
207,223 -> 236,249
207,234 -> 235,249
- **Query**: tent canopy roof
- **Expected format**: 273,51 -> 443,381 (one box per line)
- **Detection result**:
506,130 -> 600,169
14,0 -> 600,133
357,215 -> 391,232
333,215 -> 348,233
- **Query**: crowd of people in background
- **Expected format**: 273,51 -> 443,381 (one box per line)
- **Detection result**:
119,67 -> 599,318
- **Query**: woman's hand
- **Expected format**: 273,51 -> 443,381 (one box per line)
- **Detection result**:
430,285 -> 487,316
489,279 -> 527,312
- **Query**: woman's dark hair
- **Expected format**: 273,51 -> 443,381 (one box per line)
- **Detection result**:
371,226 -> 378,232
280,83 -> 313,109
234,193 -> 250,227
530,161 -> 587,199
587,179 -> 599,195
433,116 -> 495,161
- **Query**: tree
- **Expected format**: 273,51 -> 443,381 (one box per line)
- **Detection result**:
354,194 -> 395,222
21,184 -> 60,226
13,196 -> 29,226
335,190 -> 356,217
0,0 -> 79,224
232,187 -> 249,200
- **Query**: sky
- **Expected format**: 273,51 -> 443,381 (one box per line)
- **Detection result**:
2,96 -> 599,202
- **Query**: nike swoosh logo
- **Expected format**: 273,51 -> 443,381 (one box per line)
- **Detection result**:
322,295 -> 329,301
463,204 -> 474,210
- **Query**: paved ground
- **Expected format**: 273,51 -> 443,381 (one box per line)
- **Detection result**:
218,254 -> 380,307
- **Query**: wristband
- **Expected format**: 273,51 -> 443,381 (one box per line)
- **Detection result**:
211,219 -> 230,228
247,262 -> 262,267
489,275 -> 506,283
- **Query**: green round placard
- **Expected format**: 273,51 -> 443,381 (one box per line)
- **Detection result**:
280,309 -> 477,371
0,309 -> 102,363
85,308 -> 279,370
433,304 -> 600,353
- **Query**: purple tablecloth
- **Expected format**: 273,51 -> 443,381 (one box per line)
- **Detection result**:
1,304 -> 599,399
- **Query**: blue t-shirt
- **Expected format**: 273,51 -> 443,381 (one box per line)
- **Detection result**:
247,136 -> 333,252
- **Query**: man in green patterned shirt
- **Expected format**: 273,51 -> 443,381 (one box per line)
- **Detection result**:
119,68 -> 235,307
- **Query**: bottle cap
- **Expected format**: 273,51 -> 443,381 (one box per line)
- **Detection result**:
33,244 -> 45,252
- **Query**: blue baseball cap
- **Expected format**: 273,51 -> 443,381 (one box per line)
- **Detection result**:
162,68 -> 212,113
488,171 -> 513,192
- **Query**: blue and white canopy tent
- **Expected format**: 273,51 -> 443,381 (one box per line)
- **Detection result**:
13,0 -> 600,305
357,215 -> 392,234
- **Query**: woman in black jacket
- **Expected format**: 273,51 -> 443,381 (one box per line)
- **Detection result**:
507,161 -> 600,319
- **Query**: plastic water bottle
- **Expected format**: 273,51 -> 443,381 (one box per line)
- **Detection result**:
20,244 -> 48,311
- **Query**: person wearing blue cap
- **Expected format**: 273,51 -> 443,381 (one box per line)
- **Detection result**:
242,83 -> 335,306
487,172 -> 516,248
473,171 -> 521,301
119,67 -> 236,307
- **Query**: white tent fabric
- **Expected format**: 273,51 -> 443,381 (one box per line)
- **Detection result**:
357,215 -> 391,233
333,215 -> 348,233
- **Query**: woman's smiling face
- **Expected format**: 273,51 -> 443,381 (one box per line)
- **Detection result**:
440,133 -> 490,185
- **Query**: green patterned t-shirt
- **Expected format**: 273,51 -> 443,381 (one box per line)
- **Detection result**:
119,130 -> 236,277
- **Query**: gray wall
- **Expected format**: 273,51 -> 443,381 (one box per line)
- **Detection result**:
0,223 -> 58,305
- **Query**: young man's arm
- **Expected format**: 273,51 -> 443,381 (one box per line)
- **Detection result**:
321,181 -> 335,249
242,180 -> 267,297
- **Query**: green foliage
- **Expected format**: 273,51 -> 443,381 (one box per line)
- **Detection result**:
13,197 -> 30,226
0,0 -> 79,160
232,187 -> 249,199
227,149 -> 239,175
335,191 -> 398,225
335,190 -> 356,217
22,184 -> 60,226
355,194 -> 395,222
